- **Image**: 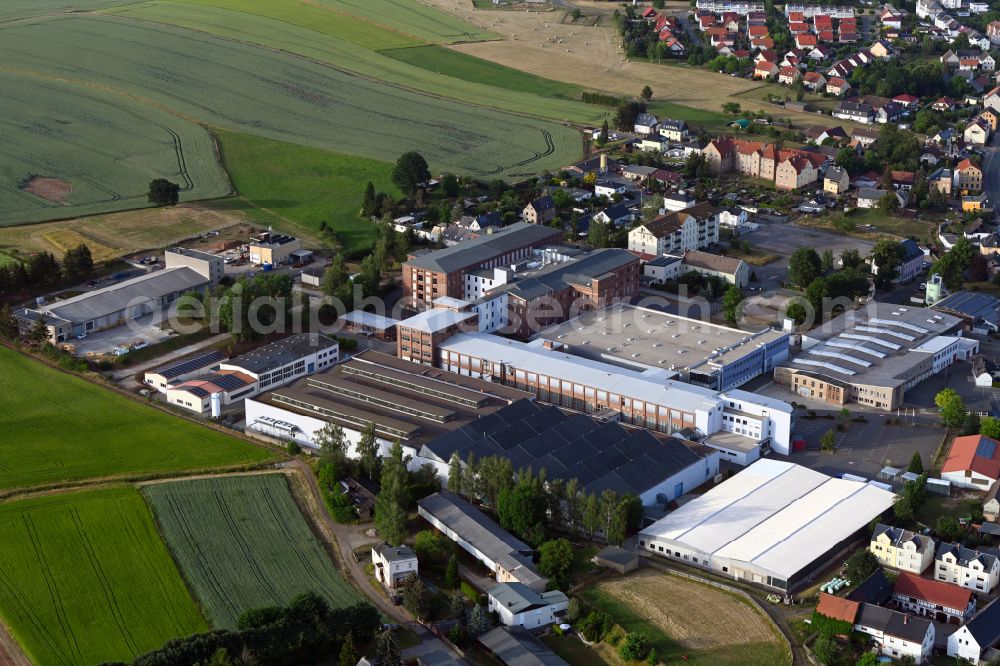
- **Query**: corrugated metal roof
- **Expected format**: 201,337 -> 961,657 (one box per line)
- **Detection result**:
44,267 -> 207,323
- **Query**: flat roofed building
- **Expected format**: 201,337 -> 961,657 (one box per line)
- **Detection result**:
404,223 -> 563,303
245,350 -> 531,463
397,306 -> 478,366
221,333 -> 337,384
248,232 -> 301,266
437,332 -> 794,455
164,247 -> 224,285
419,492 -> 547,591
417,399 -> 720,505
341,310 -> 399,341
143,350 -> 228,392
774,303 -> 973,410
637,459 -> 896,591
535,303 -> 789,391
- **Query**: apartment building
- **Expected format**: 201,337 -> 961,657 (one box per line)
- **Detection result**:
957,159 -> 984,193
703,137 -> 825,189
627,202 -> 720,257
935,543 -> 1000,594
403,223 -> 563,303
869,524 -> 936,574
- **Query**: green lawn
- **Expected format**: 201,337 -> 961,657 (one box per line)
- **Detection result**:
214,130 -> 394,252
0,486 -> 208,665
543,634 -> 611,666
142,474 -> 365,628
314,0 -> 495,43
647,100 -> 734,134
380,45 -> 584,100
0,346 -> 273,492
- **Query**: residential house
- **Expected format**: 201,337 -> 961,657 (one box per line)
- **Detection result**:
957,159 -> 985,194
778,66 -> 802,85
592,203 -> 633,228
870,39 -> 894,58
680,250 -> 749,287
754,60 -> 779,78
858,188 -> 888,208
795,33 -> 818,48
965,119 -> 991,145
523,196 -> 556,225
658,119 -> 689,141
933,96 -> 957,112
894,239 -> 928,282
855,604 -> 935,663
371,542 -> 418,592
824,166 -> 850,194
808,45 -> 833,60
980,108 -> 999,131
807,125 -> 848,144
876,102 -> 903,124
642,254 -> 683,284
639,134 -> 669,153
964,192 -> 992,213
775,154 -> 819,190
930,167 -> 954,195
941,435 -> 1000,492
826,76 -> 851,96
627,202 -> 720,256
935,543 -> 1000,594
594,179 -> 627,199
948,599 -> 1000,664
893,571 -> 976,624
662,191 -> 696,212
834,101 -> 874,123
634,113 -> 658,135
852,127 -> 880,147
803,71 -> 827,90
893,93 -> 921,108
816,592 -> 860,626
487,583 -> 568,629
870,523 -> 936,574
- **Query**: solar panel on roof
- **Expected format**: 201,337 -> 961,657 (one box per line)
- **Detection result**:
977,437 -> 997,459
158,350 -> 226,380
210,374 -> 250,391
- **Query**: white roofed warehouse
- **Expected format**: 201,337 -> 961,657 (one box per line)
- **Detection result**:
638,460 -> 896,591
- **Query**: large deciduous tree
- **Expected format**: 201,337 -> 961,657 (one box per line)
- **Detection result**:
148,178 -> 180,206
391,152 -> 430,197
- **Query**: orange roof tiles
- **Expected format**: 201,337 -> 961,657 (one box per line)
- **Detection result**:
894,572 -> 974,612
943,434 -> 1000,479
816,593 -> 860,624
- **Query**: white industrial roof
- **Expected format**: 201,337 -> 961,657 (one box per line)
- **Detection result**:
640,459 -> 896,580
911,335 -> 958,354
439,333 -> 722,414
398,308 -> 476,333
341,310 -> 399,330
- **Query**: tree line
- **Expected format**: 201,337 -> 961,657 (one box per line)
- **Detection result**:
0,243 -> 94,298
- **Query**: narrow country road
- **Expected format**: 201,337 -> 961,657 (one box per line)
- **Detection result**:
981,132 -> 1000,217
286,460 -> 466,661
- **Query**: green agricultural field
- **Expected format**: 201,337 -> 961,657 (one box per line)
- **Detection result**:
316,0 -> 495,43
0,0 -> 133,21
0,70 -> 231,227
0,487 -> 208,665
381,45 -> 584,100
0,346 -> 272,491
108,1 -> 604,124
143,474 -> 364,628
168,0 -> 426,50
0,16 -> 580,181
214,130 -> 395,252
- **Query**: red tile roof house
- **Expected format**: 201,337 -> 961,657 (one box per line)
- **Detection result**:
826,77 -> 851,96
748,24 -> 769,38
816,592 -> 861,628
942,435 -> 1000,490
751,37 -> 775,49
796,33 -> 819,48
754,61 -> 779,79
893,572 -> 976,625
893,94 -> 920,108
788,11 -> 805,21
803,71 -> 827,90
778,66 -> 802,84
789,21 -> 810,34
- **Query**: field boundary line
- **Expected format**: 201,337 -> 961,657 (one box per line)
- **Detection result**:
95,12 -> 588,127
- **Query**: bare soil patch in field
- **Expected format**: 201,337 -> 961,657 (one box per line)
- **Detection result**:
21,177 -> 71,204
596,570 -> 776,650
433,0 -> 859,129
0,204 -> 245,260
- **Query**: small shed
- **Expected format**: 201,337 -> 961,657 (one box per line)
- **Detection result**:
594,546 -> 639,574
879,466 -> 902,482
290,249 -> 314,265
926,477 -> 952,497
301,265 -> 324,287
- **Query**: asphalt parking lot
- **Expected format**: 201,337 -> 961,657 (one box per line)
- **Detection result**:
742,222 -> 876,290
776,414 -> 947,480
